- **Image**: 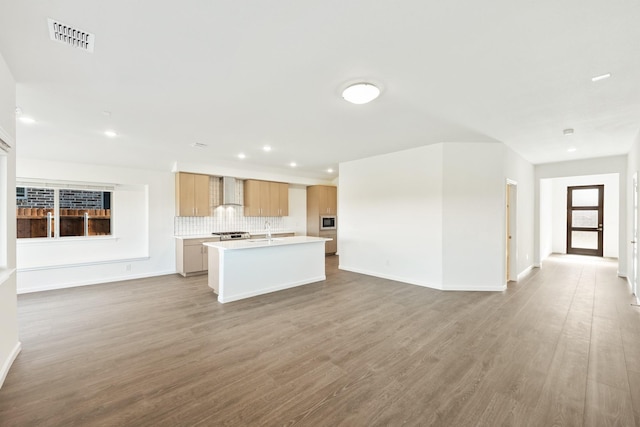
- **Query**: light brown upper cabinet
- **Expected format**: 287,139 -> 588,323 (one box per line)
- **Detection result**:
175,172 -> 210,217
309,185 -> 337,216
244,180 -> 289,217
271,181 -> 289,216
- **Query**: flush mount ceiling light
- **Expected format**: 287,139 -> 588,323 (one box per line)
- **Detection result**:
263,145 -> 272,152
18,116 -> 35,124
567,147 -> 577,152
238,153 -> 246,159
563,128 -> 574,136
591,73 -> 611,82
342,83 -> 380,104
289,162 -> 297,167
327,168 -> 334,173
104,130 -> 117,138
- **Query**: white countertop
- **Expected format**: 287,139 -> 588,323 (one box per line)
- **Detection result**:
175,230 -> 296,240
204,235 -> 330,251
174,234 -> 220,240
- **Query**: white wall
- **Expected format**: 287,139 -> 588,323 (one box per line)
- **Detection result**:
627,132 -> 640,299
339,142 -> 535,291
534,155 -> 627,273
442,143 -> 506,290
0,51 -> 19,389
339,144 -> 444,288
549,174 -> 619,258
539,179 -> 553,261
287,184 -> 308,236
16,158 -> 175,293
174,161 -> 333,187
505,147 -> 536,278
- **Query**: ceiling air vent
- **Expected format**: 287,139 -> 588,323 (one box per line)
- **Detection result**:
190,142 -> 208,149
48,18 -> 95,53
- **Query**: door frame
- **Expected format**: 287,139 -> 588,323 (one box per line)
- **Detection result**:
566,184 -> 604,257
632,172 -> 638,298
506,179 -> 517,282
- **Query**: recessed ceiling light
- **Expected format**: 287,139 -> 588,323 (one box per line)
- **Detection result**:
104,130 -> 117,138
567,147 -> 577,152
591,73 -> 611,82
18,116 -> 35,124
342,82 -> 380,104
238,153 -> 246,159
289,162 -> 297,167
563,128 -> 574,136
327,168 -> 334,173
263,145 -> 272,152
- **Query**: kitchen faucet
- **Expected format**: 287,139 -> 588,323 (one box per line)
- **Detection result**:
265,221 -> 271,240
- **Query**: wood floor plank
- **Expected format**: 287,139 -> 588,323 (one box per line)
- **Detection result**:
628,370 -> 640,427
0,255 -> 638,426
584,379 -> 636,427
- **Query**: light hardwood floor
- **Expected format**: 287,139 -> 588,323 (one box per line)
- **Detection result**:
1,255 -> 640,426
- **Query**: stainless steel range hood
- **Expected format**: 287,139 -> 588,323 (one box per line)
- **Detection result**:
216,176 -> 242,206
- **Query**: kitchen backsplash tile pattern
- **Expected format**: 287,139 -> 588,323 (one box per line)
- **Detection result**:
174,177 -> 294,235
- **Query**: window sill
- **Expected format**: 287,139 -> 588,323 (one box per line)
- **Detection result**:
17,236 -> 118,245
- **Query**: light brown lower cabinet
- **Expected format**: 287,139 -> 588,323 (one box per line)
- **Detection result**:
319,231 -> 337,254
176,237 -> 220,276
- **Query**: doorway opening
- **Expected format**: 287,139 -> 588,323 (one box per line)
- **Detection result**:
566,185 -> 604,257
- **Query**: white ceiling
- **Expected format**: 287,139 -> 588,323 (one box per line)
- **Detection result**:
1,1 -> 639,180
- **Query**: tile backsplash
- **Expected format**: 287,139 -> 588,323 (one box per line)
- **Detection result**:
174,177 -> 294,236
174,210 -> 292,235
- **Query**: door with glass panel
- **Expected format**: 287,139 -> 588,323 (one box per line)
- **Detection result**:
566,185 -> 604,257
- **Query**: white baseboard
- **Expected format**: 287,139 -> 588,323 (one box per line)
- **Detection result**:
338,265 -> 443,290
338,265 -> 505,292
17,270 -> 177,294
517,265 -> 536,281
443,283 -> 507,292
0,341 -> 22,389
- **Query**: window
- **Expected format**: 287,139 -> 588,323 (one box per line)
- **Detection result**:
17,186 -> 112,239
16,186 -> 26,199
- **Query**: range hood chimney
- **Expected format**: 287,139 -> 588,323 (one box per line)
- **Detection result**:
216,176 -> 242,206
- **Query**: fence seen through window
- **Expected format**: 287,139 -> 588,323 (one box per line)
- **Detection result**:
17,187 -> 112,239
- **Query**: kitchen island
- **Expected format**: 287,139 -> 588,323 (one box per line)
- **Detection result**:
204,236 -> 331,303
